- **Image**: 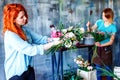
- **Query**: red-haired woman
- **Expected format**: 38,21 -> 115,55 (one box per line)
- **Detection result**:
3,3 -> 61,80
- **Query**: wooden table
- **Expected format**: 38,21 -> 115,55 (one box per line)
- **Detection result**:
51,43 -> 94,80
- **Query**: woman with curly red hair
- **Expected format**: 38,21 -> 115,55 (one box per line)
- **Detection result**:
3,3 -> 61,80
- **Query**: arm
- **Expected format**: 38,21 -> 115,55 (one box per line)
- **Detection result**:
24,27 -> 48,44
86,21 -> 97,32
43,40 -> 62,50
6,31 -> 61,56
95,34 -> 115,47
100,34 -> 115,46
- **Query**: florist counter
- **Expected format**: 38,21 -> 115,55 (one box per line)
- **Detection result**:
51,43 -> 94,80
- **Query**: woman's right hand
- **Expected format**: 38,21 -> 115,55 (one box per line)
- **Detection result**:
86,21 -> 91,32
53,40 -> 62,46
86,21 -> 91,27
43,40 -> 63,50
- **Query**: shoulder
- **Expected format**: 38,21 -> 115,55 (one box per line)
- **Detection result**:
110,22 -> 116,28
96,19 -> 103,23
22,26 -> 31,32
111,23 -> 117,30
95,19 -> 103,26
4,30 -> 21,42
5,30 -> 17,37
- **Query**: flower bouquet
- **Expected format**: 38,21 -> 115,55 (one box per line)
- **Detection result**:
45,26 -> 85,54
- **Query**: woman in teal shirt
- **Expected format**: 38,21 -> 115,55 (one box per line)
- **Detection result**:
3,3 -> 61,80
87,8 -> 117,80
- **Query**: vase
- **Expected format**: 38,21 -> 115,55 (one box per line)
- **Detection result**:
83,37 -> 95,45
77,69 -> 96,80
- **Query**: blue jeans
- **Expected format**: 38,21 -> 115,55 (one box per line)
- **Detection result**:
96,64 -> 113,80
9,66 -> 35,80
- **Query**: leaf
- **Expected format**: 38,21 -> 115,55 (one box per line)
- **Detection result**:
91,46 -> 98,63
45,43 -> 63,55
97,67 -> 120,80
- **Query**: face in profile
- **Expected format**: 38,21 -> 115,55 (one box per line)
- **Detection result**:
102,12 -> 108,22
14,11 -> 27,27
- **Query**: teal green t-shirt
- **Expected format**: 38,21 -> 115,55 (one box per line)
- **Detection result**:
95,19 -> 117,44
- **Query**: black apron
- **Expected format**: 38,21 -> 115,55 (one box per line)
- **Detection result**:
93,46 -> 113,66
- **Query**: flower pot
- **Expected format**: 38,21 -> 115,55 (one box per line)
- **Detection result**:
77,69 -> 96,80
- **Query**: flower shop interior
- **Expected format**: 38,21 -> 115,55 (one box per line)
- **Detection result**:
0,0 -> 120,80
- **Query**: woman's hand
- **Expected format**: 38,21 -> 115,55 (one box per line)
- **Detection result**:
95,42 -> 101,47
43,39 -> 63,50
47,38 -> 53,42
86,21 -> 91,32
53,40 -> 63,46
86,21 -> 91,27
97,32 -> 105,35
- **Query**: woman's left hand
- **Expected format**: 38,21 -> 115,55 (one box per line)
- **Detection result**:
47,38 -> 53,42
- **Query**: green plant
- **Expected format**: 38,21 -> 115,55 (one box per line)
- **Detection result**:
63,65 -> 83,80
98,67 -> 120,80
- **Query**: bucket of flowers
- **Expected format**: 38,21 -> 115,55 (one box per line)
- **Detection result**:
74,55 -> 96,80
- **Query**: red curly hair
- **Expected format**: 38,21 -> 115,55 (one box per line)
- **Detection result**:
3,3 -> 28,40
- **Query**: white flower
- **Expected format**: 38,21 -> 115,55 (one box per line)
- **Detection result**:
68,32 -> 75,38
64,40 -> 72,48
80,27 -> 85,33
68,26 -> 73,31
76,60 -> 80,64
78,60 -> 83,65
87,66 -> 93,70
62,29 -> 67,34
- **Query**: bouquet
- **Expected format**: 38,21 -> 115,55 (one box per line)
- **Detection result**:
46,26 -> 85,54
84,31 -> 111,42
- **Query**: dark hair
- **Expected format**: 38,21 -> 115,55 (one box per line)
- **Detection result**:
102,8 -> 114,19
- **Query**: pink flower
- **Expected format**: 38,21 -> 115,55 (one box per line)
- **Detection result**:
51,30 -> 62,38
87,66 -> 93,70
56,31 -> 62,37
51,30 -> 57,38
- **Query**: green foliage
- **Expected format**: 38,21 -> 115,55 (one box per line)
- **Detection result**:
98,67 -> 120,80
63,65 -> 83,80
89,32 -> 105,42
64,71 -> 83,80
45,43 -> 63,55
84,31 -> 111,42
